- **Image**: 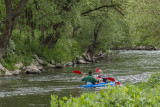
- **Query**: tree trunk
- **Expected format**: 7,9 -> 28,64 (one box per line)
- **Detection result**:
93,23 -> 102,48
85,23 -> 102,62
39,25 -> 45,42
87,23 -> 102,55
26,8 -> 35,40
0,0 -> 28,60
0,0 -> 13,59
41,22 -> 64,48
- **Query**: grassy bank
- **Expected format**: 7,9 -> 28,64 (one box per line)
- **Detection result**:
51,72 -> 160,107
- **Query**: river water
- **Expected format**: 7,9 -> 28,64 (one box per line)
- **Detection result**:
0,50 -> 160,107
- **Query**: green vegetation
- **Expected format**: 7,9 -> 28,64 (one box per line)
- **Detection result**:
51,72 -> 160,107
1,0 -> 160,70
124,0 -> 160,47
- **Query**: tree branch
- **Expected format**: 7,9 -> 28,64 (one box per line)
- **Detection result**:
81,4 -> 124,16
13,0 -> 28,21
81,5 -> 117,15
34,0 -> 40,10
113,6 -> 125,16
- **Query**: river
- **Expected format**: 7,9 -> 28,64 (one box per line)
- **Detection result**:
0,50 -> 160,107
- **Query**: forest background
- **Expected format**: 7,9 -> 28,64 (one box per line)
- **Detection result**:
0,0 -> 160,71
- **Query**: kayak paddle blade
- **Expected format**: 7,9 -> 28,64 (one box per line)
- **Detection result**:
73,70 -> 82,74
96,68 -> 100,73
107,77 -> 115,82
115,82 -> 120,85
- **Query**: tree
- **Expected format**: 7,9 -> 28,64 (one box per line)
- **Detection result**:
124,0 -> 160,47
0,0 -> 130,64
0,0 -> 28,60
74,0 -> 125,56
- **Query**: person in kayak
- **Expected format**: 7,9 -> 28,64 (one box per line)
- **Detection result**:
98,69 -> 109,83
81,71 -> 98,84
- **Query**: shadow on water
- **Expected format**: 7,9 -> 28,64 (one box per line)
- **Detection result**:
0,50 -> 160,107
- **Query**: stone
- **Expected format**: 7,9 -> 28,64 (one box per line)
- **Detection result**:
63,64 -> 67,68
25,64 -> 41,74
50,60 -> 55,65
76,59 -> 90,64
4,71 -> 13,76
37,58 -> 45,65
37,65 -> 44,71
67,62 -> 73,66
15,62 -> 23,69
0,63 -> 13,76
12,69 -> 21,75
48,64 -> 55,68
32,59 -> 40,66
55,63 -> 64,69
33,54 -> 45,65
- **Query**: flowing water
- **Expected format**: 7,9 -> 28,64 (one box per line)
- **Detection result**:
0,50 -> 160,107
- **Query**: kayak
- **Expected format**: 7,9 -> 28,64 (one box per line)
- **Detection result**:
80,81 -> 117,88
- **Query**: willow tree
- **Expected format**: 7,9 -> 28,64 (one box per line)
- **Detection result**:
0,0 -> 28,60
71,0 -> 126,58
125,0 -> 160,47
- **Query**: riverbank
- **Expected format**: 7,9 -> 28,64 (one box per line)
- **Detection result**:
112,45 -> 159,50
0,50 -> 118,76
0,48 -> 159,76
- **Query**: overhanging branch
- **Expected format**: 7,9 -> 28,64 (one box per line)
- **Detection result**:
13,0 -> 28,19
81,5 -> 117,15
81,4 -> 124,16
113,5 -> 124,16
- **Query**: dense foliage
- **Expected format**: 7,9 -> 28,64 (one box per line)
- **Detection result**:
1,0 -> 160,70
51,72 -> 160,107
124,0 -> 160,46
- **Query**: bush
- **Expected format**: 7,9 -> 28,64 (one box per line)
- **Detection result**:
147,72 -> 160,88
0,55 -> 18,71
9,29 -> 83,64
51,84 -> 160,107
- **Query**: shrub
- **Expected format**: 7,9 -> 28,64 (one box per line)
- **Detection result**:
147,72 -> 160,88
0,55 -> 18,71
51,84 -> 160,107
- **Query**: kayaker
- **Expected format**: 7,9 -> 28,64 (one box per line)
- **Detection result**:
98,69 -> 109,83
81,71 -> 98,84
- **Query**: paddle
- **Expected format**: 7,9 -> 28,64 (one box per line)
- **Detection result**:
115,82 -> 120,85
96,68 -> 100,73
73,70 -> 82,74
107,77 -> 115,82
106,77 -> 120,85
